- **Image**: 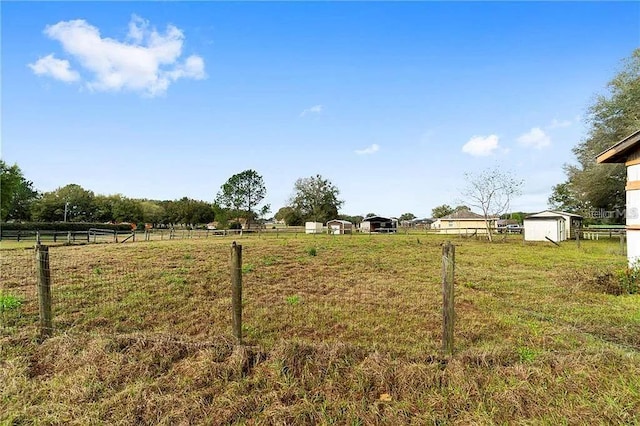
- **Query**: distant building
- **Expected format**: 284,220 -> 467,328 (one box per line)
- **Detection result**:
431,210 -> 497,234
360,216 -> 397,233
326,219 -> 353,234
305,222 -> 324,234
523,210 -> 582,242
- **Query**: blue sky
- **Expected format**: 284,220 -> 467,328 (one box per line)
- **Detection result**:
2,2 -> 639,218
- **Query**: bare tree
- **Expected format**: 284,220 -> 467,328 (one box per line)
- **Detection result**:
461,167 -> 523,242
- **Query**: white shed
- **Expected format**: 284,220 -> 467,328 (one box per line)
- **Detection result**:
523,210 -> 582,241
523,214 -> 566,242
326,219 -> 353,234
305,222 -> 324,234
597,129 -> 640,266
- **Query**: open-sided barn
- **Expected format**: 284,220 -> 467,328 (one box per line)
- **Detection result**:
360,216 -> 397,233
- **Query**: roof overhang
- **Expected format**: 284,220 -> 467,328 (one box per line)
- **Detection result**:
524,216 -> 564,220
596,129 -> 640,164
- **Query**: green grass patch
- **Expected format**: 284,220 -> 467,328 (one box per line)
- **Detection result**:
0,292 -> 22,312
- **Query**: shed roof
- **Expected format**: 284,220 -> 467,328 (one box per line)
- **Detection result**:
327,219 -> 352,225
596,129 -> 640,164
526,210 -> 583,219
438,210 -> 495,220
362,216 -> 392,222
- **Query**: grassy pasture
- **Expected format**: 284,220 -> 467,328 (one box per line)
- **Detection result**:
1,233 -> 639,424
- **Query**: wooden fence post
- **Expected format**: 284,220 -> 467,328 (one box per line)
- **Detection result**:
620,232 -> 626,255
36,244 -> 53,340
442,241 -> 455,356
231,241 -> 243,344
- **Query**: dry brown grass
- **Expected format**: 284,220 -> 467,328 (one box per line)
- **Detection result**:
1,234 -> 639,424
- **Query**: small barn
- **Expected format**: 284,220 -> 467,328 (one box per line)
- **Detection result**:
523,210 -> 582,242
305,222 -> 324,234
596,129 -> 640,265
326,219 -> 353,234
360,216 -> 397,233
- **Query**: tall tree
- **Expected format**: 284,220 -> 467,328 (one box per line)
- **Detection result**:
550,48 -> 640,220
399,212 -> 416,222
0,161 -> 38,221
461,167 -> 523,242
288,174 -> 343,223
31,184 -> 96,222
1,161 -> 38,221
110,195 -> 143,223
216,170 -> 269,229
274,206 -> 304,226
140,201 -> 166,226
431,204 -> 454,218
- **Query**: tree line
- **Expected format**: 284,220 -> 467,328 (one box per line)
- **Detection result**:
0,167 -> 352,229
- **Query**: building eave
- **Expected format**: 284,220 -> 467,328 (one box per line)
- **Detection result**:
596,129 -> 640,164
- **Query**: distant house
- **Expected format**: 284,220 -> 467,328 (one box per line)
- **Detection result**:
326,219 -> 353,234
431,210 -> 497,234
360,216 -> 397,233
305,222 -> 324,234
523,210 -> 583,242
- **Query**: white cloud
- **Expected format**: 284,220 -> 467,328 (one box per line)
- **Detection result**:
517,127 -> 551,149
355,144 -> 380,155
300,104 -> 323,117
28,54 -> 80,82
547,118 -> 572,129
461,135 -> 499,157
29,16 -> 205,97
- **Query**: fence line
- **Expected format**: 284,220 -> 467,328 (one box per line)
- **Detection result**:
1,238 -> 456,354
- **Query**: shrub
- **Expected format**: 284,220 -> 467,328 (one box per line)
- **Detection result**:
617,266 -> 640,295
594,267 -> 640,295
307,247 -> 317,257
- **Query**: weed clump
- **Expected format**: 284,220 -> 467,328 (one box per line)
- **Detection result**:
594,269 -> 640,295
616,266 -> 640,294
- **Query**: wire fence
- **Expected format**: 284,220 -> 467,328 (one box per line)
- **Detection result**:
1,236 -> 448,353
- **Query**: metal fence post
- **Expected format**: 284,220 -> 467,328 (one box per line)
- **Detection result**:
36,244 -> 53,340
442,241 -> 455,356
231,241 -> 243,344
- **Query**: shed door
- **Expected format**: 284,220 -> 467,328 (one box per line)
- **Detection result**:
331,224 -> 340,234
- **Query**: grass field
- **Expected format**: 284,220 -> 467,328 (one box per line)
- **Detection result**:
1,233 -> 639,424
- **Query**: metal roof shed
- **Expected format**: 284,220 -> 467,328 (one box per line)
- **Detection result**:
326,219 -> 353,234
523,213 -> 567,242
